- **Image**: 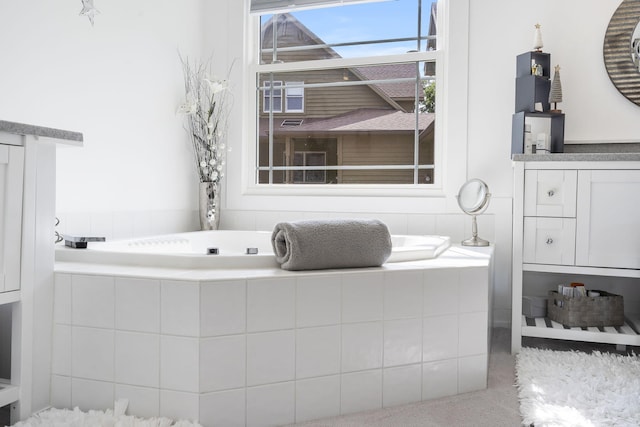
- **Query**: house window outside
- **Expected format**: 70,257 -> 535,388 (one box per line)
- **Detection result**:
293,151 -> 326,183
263,80 -> 282,113
285,81 -> 305,112
255,0 -> 439,186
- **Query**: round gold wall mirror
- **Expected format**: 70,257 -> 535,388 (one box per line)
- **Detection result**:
603,0 -> 640,107
457,179 -> 491,247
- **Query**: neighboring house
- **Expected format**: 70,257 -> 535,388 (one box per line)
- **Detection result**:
258,13 -> 435,184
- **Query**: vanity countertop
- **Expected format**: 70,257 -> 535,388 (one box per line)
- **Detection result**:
512,152 -> 640,162
0,120 -> 83,143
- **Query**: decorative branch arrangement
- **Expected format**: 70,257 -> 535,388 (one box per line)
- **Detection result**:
177,54 -> 232,184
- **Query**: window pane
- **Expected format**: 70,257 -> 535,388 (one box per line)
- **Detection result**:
256,0 -> 438,186
260,0 -> 437,64
257,63 -> 435,185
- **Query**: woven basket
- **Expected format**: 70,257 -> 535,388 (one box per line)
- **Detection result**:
547,290 -> 624,327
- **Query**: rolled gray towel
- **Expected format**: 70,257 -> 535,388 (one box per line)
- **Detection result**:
271,218 -> 392,271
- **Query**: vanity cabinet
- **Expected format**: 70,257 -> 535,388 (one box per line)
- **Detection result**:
0,144 -> 25,294
512,158 -> 640,353
0,121 -> 82,424
0,142 -> 24,418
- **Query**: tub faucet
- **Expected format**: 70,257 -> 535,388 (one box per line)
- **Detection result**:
63,235 -> 106,249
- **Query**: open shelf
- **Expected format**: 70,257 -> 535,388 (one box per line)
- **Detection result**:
521,314 -> 640,346
0,380 -> 18,409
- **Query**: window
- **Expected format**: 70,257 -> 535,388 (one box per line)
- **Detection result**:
293,151 -> 327,183
253,0 -> 440,186
285,82 -> 305,112
263,80 -> 283,112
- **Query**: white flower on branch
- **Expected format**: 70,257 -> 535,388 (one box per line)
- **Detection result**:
178,53 -> 233,184
204,78 -> 229,94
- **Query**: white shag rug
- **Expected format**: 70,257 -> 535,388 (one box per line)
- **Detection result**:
12,399 -> 202,427
516,347 -> 640,427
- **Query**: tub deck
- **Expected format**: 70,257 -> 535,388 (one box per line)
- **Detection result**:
52,245 -> 493,426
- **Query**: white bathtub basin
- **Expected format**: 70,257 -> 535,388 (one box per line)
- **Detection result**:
55,230 -> 450,269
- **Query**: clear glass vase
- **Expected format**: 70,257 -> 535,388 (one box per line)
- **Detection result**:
199,181 -> 220,230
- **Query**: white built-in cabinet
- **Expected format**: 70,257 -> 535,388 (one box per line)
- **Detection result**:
0,123 -> 82,424
0,141 -> 24,415
512,159 -> 640,353
0,144 -> 24,294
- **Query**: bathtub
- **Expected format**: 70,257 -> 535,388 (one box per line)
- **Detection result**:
52,230 -> 491,426
55,230 -> 452,268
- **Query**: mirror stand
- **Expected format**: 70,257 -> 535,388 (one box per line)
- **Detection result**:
457,178 -> 491,247
462,215 -> 489,247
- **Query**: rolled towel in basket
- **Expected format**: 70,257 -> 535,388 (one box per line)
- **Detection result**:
271,218 -> 392,271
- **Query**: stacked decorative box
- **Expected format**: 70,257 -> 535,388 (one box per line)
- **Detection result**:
511,51 -> 565,155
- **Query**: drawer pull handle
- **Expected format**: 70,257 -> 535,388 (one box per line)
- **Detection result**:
547,190 -> 555,197
546,238 -> 554,244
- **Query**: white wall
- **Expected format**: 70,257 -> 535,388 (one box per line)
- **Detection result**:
1,0 -> 638,328
467,0 -> 640,199
0,0 -> 206,238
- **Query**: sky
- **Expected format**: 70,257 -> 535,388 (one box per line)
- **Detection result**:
262,0 -> 436,58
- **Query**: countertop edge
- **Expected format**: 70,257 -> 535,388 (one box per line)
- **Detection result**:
512,153 -> 640,162
0,120 -> 83,143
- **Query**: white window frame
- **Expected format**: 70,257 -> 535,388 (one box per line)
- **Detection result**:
238,0 -> 470,200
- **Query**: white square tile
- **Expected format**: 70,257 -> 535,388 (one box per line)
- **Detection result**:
114,384 -> 160,419
423,359 -> 458,400
54,273 -> 71,324
340,370 -> 382,415
115,277 -> 160,333
51,375 -> 71,409
161,280 -> 199,337
72,274 -> 114,328
295,376 -> 340,423
200,335 -> 246,392
112,212 -> 135,240
200,280 -> 246,336
342,273 -> 384,323
160,390 -> 200,423
458,354 -> 488,393
406,214 -> 437,235
458,312 -> 488,356
160,336 -> 200,392
247,277 -> 295,332
422,315 -> 458,362
200,389 -> 246,427
424,269 -> 459,316
296,326 -> 340,379
458,268 -> 488,313
296,275 -> 341,327
247,330 -> 295,386
71,378 -> 115,412
436,214 -> 466,243
71,326 -> 114,382
383,270 -> 423,319
115,331 -> 159,387
341,322 -> 383,373
52,325 -> 71,375
383,364 -> 422,407
383,318 -> 422,367
246,382 -> 295,427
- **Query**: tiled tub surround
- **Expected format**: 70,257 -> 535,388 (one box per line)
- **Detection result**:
52,247 -> 492,427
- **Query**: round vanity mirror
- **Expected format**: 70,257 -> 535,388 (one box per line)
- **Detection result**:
457,179 -> 491,246
603,0 -> 640,107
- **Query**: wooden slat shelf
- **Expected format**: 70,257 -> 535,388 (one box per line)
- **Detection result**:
521,314 -> 640,346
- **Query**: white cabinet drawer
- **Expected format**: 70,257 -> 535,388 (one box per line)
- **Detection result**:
524,170 -> 577,217
523,217 -> 576,265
